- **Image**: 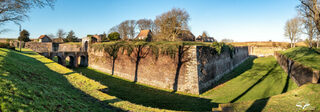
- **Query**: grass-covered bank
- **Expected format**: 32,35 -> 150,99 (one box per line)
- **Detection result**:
220,84 -> 320,111
74,56 -> 298,111
281,47 -> 320,70
0,48 -> 115,111
202,56 -> 298,104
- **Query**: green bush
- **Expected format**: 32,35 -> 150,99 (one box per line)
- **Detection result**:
210,42 -> 235,58
108,32 -> 121,41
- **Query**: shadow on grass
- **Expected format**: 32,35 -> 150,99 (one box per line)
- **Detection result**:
74,67 -> 218,111
245,97 -> 270,112
0,49 -> 124,111
230,62 -> 277,103
246,60 -> 295,112
201,56 -> 257,93
245,68 -> 294,112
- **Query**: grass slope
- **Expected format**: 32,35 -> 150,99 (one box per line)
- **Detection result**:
202,57 -> 298,103
0,48 -> 175,112
221,84 -> 320,111
0,48 -> 113,111
281,47 -> 320,70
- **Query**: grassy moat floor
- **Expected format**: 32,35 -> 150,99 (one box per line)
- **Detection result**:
0,48 -> 319,111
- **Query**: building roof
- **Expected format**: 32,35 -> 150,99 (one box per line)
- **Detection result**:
137,30 -> 151,37
39,35 -> 50,39
178,30 -> 195,41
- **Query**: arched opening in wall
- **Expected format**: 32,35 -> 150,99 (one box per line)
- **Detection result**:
79,55 -> 88,67
66,56 -> 75,68
52,56 -> 63,65
84,41 -> 88,51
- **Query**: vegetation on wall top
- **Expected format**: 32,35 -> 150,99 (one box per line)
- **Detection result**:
91,41 -> 235,59
280,47 -> 320,70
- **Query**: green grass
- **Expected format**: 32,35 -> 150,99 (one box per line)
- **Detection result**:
220,84 -> 320,111
0,48 -> 114,111
74,56 -> 298,111
281,47 -> 320,70
0,48 -> 179,112
202,56 -> 298,103
74,67 -> 217,111
0,48 -> 313,111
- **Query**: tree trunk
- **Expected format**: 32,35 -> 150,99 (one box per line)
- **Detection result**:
317,39 -> 320,48
112,57 -> 115,75
19,41 -> 22,52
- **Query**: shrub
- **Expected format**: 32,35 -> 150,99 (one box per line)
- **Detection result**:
108,32 -> 121,41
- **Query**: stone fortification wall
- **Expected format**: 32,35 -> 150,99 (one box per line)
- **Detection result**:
88,45 -> 249,94
25,42 -> 52,52
197,46 -> 249,92
275,52 -> 319,86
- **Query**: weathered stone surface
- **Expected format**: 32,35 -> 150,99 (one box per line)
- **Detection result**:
89,45 -> 249,94
25,42 -> 53,52
274,52 -> 320,86
88,46 -> 192,93
26,42 -> 250,94
25,42 -> 88,67
197,46 -> 249,93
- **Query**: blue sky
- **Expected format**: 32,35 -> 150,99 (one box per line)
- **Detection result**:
1,0 -> 300,42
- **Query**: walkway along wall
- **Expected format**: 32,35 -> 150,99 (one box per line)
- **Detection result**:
274,52 -> 320,86
88,46 -> 249,94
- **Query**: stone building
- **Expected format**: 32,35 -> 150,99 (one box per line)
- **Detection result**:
38,35 -> 52,42
178,30 -> 195,41
136,30 -> 152,41
196,35 -> 216,42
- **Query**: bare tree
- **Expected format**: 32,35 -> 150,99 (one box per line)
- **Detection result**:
298,0 -> 320,48
298,0 -> 320,31
108,25 -> 119,38
0,0 -> 55,30
284,17 -> 303,48
128,20 -> 137,39
118,21 -> 129,40
56,29 -> 66,39
303,17 -> 316,48
298,0 -> 319,48
317,34 -> 320,47
110,20 -> 137,40
137,19 -> 153,30
154,8 -> 190,41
